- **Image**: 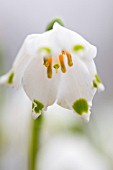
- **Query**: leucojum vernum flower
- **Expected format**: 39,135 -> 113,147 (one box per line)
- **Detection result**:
0,20 -> 104,121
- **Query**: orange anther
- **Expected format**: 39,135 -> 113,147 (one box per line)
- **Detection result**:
66,51 -> 73,67
47,58 -> 52,78
59,54 -> 66,73
43,57 -> 49,67
62,50 -> 65,55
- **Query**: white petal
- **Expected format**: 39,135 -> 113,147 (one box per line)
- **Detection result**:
13,34 -> 41,88
0,72 -> 10,85
97,83 -> 105,92
57,53 -> 96,109
53,22 -> 97,59
82,59 -> 98,89
26,29 -> 60,57
13,29 -> 61,89
13,28 -> 62,88
83,59 -> 97,76
22,56 -> 61,110
56,53 -> 96,121
81,112 -> 91,122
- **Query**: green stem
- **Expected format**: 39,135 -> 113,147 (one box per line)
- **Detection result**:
45,18 -> 64,31
29,115 -> 43,170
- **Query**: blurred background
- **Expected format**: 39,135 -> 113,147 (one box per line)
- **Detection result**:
0,0 -> 113,170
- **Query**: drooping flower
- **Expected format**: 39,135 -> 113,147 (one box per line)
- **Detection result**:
0,22 -> 104,121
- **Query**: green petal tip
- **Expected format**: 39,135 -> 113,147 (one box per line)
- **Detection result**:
32,99 -> 44,114
7,72 -> 14,84
72,98 -> 89,115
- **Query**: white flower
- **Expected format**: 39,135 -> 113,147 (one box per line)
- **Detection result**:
0,23 -> 104,121
0,89 -> 31,170
38,135 -> 110,170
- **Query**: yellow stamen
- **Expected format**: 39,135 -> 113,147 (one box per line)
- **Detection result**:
66,51 -> 73,67
43,57 -> 49,67
47,58 -> 52,78
59,54 -> 66,73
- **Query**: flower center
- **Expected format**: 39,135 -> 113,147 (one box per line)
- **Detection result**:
43,50 -> 73,78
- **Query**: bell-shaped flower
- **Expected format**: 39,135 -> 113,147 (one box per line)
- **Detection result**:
0,23 -> 104,121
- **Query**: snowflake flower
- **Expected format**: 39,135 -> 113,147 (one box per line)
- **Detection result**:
0,22 -> 104,121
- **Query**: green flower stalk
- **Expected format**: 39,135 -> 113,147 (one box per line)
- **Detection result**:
29,115 -> 43,170
46,18 -> 64,31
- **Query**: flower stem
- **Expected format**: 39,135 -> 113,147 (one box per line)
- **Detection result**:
45,18 -> 64,31
29,115 -> 43,170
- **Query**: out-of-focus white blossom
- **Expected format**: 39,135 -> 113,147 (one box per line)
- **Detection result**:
0,89 -> 31,170
38,134 -> 110,170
